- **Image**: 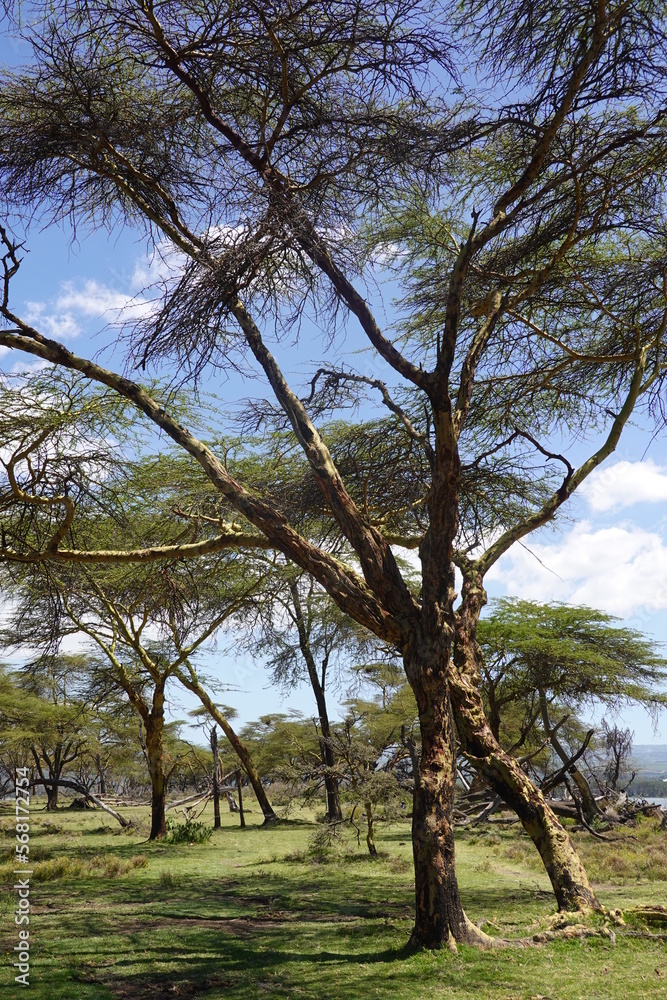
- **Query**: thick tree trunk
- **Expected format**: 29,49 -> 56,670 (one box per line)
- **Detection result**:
454,705 -> 599,911
410,694 -> 473,947
46,784 -> 59,810
145,716 -> 166,840
405,641 -> 486,949
452,584 -> 600,913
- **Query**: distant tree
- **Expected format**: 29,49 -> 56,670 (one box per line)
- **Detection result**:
247,562 -> 382,822
2,558 -> 276,835
337,673 -> 418,855
477,600 -> 667,821
0,657 -> 94,809
598,720 -> 634,794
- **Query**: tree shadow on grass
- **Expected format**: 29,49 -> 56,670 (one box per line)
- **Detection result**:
71,924 -> 416,1000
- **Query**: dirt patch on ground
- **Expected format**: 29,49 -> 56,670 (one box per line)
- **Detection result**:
73,968 -> 239,999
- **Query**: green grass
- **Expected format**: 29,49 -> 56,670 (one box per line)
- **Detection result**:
1,798 -> 666,999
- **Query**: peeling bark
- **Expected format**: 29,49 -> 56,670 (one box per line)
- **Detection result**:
452,577 -> 600,913
406,646 -> 480,948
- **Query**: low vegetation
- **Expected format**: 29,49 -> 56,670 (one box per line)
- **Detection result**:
1,797 -> 665,1000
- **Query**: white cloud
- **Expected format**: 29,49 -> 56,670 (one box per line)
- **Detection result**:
9,357 -> 52,375
486,520 -> 667,616
582,459 -> 667,512
22,275 -> 159,343
24,300 -> 81,340
54,279 -> 155,323
131,241 -> 187,294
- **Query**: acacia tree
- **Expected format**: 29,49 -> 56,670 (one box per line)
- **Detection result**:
5,556 -> 277,836
337,675 -> 419,856
0,657 -> 93,809
247,560 -> 383,823
1,0 -> 667,947
598,721 -> 634,794
476,600 -> 667,821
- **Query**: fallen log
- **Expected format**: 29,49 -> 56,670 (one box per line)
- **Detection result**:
31,778 -> 132,828
166,786 -> 237,812
545,800 -> 579,820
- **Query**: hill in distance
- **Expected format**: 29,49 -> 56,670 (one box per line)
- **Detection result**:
630,744 -> 667,779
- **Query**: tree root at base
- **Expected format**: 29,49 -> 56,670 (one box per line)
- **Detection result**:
411,904 -> 666,951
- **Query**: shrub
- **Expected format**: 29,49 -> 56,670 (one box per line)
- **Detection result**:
32,857 -> 84,881
164,817 -> 213,845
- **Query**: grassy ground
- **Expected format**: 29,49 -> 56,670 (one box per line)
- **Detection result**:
1,797 -> 666,1000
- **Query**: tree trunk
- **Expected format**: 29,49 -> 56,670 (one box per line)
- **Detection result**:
289,581 -> 343,822
145,716 -> 166,840
176,670 -> 277,823
34,778 -> 132,828
452,588 -> 600,913
236,770 -> 246,828
319,721 -> 342,823
32,748 -> 59,809
538,689 -> 600,824
96,753 -> 107,796
410,698 -> 472,947
364,800 -> 378,856
406,646 -> 484,949
211,727 -> 221,830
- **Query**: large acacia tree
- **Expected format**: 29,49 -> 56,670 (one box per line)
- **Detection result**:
1,0 -> 667,947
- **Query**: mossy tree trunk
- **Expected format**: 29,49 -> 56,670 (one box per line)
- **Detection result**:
452,574 -> 600,913
405,644 -> 480,948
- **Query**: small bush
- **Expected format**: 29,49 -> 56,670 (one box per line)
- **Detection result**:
32,856 -> 84,881
25,852 -> 150,882
573,815 -> 667,882
29,846 -> 54,862
306,824 -> 344,863
41,823 -> 65,836
164,817 -> 213,844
